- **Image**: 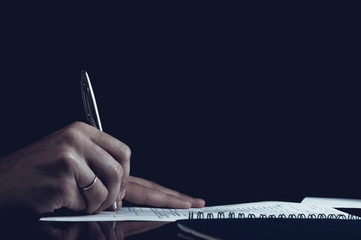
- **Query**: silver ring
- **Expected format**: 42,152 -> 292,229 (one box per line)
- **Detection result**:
81,175 -> 98,191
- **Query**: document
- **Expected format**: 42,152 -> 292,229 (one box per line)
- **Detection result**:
41,207 -> 191,222
301,197 -> 361,208
40,200 -> 356,222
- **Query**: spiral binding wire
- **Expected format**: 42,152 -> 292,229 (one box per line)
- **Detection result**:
188,211 -> 361,220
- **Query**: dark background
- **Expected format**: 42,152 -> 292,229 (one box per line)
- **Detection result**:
0,2 -> 359,208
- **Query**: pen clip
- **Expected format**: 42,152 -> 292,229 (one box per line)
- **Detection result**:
80,71 -> 103,131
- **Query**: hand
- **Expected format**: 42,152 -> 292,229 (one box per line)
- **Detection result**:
0,121 -> 130,214
0,121 -> 205,214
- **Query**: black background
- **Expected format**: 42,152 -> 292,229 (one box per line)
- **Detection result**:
0,2 -> 360,208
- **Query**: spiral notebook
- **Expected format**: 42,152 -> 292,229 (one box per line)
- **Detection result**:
177,219 -> 361,240
40,198 -> 361,222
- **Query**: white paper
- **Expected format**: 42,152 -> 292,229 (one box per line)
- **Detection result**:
41,207 -> 191,222
40,201 -> 351,222
301,197 -> 361,208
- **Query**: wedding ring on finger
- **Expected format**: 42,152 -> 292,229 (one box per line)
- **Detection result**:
81,175 -> 98,191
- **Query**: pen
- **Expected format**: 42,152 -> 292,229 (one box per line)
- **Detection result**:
80,70 -> 118,213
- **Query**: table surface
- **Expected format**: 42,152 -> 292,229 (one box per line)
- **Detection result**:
3,216 -> 361,240
0,218 -> 184,240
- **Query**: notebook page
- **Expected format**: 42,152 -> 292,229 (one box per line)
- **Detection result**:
40,201 -> 349,222
40,207 -> 191,222
302,197 -> 361,208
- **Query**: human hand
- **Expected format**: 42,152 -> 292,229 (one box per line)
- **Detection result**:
0,121 -> 205,214
0,122 -> 130,214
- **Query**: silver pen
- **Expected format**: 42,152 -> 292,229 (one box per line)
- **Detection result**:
80,70 -> 118,213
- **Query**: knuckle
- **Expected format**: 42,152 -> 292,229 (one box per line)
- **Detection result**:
105,163 -> 123,189
120,143 -> 131,158
61,126 -> 83,146
115,162 -> 124,176
112,163 -> 124,181
68,121 -> 88,130
57,152 -> 76,173
42,151 -> 76,177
